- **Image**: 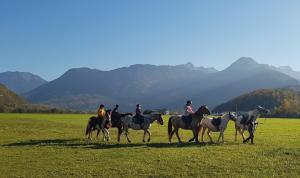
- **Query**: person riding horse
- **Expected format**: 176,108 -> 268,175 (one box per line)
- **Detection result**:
182,100 -> 194,125
97,104 -> 106,129
133,104 -> 144,127
112,104 -> 119,114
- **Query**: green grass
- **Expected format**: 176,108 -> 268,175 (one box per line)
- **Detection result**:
0,113 -> 299,178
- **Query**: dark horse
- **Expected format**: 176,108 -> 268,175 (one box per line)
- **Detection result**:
85,110 -> 112,142
96,111 -> 132,142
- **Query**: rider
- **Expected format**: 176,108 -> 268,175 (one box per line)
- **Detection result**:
135,104 -> 144,127
112,104 -> 119,114
97,104 -> 106,128
183,100 -> 194,124
184,100 -> 194,116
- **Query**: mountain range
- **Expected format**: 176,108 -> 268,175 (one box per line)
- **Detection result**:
18,57 -> 300,112
0,72 -> 47,94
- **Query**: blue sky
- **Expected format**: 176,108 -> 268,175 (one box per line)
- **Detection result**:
1,0 -> 300,80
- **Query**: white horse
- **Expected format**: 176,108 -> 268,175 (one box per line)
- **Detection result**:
120,113 -> 164,143
234,106 -> 269,144
200,112 -> 237,143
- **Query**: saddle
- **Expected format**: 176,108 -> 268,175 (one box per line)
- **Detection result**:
240,114 -> 254,126
211,117 -> 222,131
133,115 -> 144,127
182,115 -> 192,126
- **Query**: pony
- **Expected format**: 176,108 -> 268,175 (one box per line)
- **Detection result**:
200,112 -> 237,143
96,111 -> 132,142
85,110 -> 112,142
168,105 -> 211,144
234,106 -> 269,144
120,112 -> 164,143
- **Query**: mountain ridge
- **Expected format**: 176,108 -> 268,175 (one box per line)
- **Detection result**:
23,58 -> 300,111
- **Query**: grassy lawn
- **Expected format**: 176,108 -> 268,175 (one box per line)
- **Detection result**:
0,113 -> 299,177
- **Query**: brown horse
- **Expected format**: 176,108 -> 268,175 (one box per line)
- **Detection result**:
168,105 -> 211,144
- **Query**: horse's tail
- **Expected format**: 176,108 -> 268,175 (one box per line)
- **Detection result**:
85,118 -> 92,136
168,117 -> 173,137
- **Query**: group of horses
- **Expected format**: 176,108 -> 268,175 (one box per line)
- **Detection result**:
85,105 -> 269,144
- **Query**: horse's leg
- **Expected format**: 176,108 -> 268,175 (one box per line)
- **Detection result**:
125,128 -> 131,143
217,132 -> 222,143
102,129 -> 106,142
222,131 -> 225,143
117,126 -> 123,142
207,130 -> 213,143
240,129 -> 246,141
175,128 -> 182,144
96,129 -> 101,139
143,130 -> 146,143
251,133 -> 254,144
195,126 -> 201,143
169,129 -> 175,144
105,129 -> 110,141
147,130 -> 151,142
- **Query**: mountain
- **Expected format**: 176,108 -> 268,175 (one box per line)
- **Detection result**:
0,83 -> 25,112
24,58 -> 300,112
212,88 -> 300,118
271,66 -> 300,81
0,72 -> 47,94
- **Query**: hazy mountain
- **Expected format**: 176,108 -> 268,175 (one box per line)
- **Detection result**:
25,64 -> 213,111
24,58 -> 300,111
0,72 -> 47,94
212,88 -> 300,118
271,66 -> 300,81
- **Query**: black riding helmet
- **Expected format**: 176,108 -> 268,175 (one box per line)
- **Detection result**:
187,100 -> 192,105
99,104 -> 104,108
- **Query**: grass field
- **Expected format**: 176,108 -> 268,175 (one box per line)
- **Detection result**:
0,113 -> 299,178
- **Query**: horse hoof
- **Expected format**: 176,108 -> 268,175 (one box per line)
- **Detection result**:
143,140 -> 145,143
147,139 -> 151,143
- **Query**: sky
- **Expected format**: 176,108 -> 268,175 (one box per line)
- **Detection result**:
1,0 -> 300,81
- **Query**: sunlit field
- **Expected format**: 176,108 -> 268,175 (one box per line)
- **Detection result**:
0,114 -> 299,177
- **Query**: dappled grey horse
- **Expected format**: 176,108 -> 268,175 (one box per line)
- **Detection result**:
235,106 -> 269,144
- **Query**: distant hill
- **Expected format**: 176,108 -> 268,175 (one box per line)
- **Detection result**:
0,83 -> 25,112
213,88 -> 300,118
0,72 -> 47,94
0,83 -> 70,113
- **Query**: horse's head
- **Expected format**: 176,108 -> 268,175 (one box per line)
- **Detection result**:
156,114 -> 164,125
105,110 -> 112,120
256,106 -> 269,114
195,105 -> 211,116
228,112 -> 237,121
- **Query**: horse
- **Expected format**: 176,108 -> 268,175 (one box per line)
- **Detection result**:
200,112 -> 237,143
120,113 -> 164,143
234,106 -> 269,144
96,111 -> 133,142
168,105 -> 211,144
85,110 -> 112,142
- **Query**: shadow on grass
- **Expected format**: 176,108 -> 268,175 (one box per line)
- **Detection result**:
2,139 -> 240,149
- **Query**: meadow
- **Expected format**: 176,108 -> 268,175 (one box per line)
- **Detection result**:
0,113 -> 299,178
